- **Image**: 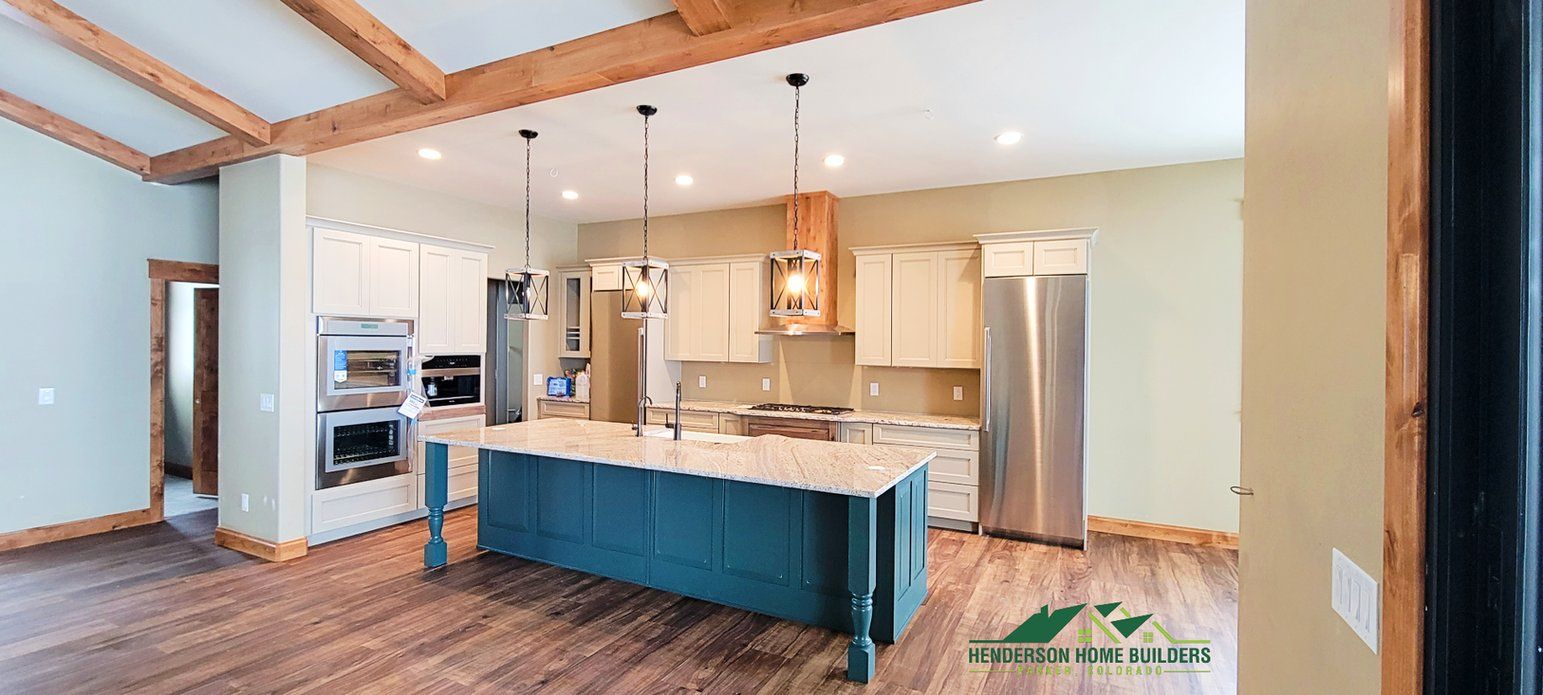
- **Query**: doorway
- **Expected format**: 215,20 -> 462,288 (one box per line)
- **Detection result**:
487,278 -> 527,425
162,282 -> 219,517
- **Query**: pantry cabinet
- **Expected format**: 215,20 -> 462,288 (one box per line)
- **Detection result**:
852,242 -> 980,369
556,266 -> 591,358
419,244 -> 487,356
665,255 -> 771,363
312,226 -> 418,319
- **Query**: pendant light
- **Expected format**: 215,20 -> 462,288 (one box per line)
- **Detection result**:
504,129 -> 550,320
621,105 -> 669,320
769,73 -> 822,319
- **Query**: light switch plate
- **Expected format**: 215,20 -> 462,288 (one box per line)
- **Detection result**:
953,386 -> 964,401
698,375 -> 707,388
240,493 -> 250,512
533,373 -> 544,386
259,393 -> 275,412
761,378 -> 771,392
37,387 -> 54,405
869,382 -> 879,397
1331,548 -> 1379,653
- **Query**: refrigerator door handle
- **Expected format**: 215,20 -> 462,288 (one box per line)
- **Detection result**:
982,326 -> 992,432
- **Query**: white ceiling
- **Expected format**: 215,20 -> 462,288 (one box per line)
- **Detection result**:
311,0 -> 1244,223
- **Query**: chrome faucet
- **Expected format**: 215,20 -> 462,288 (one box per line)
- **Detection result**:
673,381 -> 683,440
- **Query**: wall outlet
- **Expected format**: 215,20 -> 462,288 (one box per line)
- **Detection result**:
698,375 -> 708,388
37,387 -> 54,405
953,386 -> 964,401
761,378 -> 771,392
1331,548 -> 1379,653
259,393 -> 275,412
240,493 -> 250,512
869,382 -> 880,397
533,373 -> 544,386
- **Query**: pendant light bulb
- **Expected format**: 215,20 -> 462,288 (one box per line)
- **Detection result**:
785,272 -> 805,295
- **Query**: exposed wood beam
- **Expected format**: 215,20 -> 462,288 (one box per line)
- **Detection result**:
147,0 -> 978,183
0,0 -> 272,146
674,0 -> 734,35
0,87 -> 149,173
279,0 -> 446,103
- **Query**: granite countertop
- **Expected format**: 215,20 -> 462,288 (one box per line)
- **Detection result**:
420,403 -> 485,421
539,395 -> 590,404
653,399 -> 980,430
421,419 -> 936,498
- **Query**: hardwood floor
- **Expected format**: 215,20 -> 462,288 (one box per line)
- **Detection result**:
0,508 -> 1238,694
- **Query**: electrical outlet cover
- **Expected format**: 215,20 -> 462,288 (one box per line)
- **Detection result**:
533,373 -> 544,386
698,375 -> 707,388
953,386 -> 964,401
869,382 -> 879,397
1331,548 -> 1379,653
761,378 -> 771,391
259,393 -> 275,412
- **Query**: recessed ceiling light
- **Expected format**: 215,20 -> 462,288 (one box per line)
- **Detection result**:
418,148 -> 442,160
675,174 -> 694,186
823,154 -> 845,168
994,131 -> 1023,146
561,190 -> 580,200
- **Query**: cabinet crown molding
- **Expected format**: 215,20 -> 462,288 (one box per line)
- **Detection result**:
850,240 -> 978,256
307,216 -> 494,251
973,227 -> 1098,245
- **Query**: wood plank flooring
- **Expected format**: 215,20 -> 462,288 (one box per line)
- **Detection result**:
0,508 -> 1237,694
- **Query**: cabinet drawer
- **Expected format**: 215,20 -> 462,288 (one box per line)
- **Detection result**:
719,413 -> 746,436
538,400 -> 590,420
928,449 -> 979,486
872,423 -> 978,450
646,408 -> 719,432
982,241 -> 1035,278
840,423 -> 873,444
927,481 -> 979,522
311,475 -> 417,534
1033,239 -> 1089,275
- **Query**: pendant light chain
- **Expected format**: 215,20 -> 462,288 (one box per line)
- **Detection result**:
642,110 -> 651,259
524,134 -> 532,267
791,81 -> 801,252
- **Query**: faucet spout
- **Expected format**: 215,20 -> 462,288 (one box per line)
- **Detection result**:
673,381 -> 683,441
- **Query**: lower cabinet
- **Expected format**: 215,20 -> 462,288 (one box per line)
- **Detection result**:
538,399 -> 590,420
416,415 -> 483,508
869,423 -> 981,528
839,423 -> 872,444
718,413 -> 746,436
645,407 -> 720,432
311,474 -> 418,536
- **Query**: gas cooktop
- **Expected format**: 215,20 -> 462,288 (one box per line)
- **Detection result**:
748,403 -> 854,415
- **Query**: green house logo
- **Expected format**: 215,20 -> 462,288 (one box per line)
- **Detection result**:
965,601 -> 1212,679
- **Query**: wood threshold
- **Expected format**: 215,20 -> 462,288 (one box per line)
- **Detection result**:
0,508 -> 157,552
215,527 -> 309,562
1087,516 -> 1238,550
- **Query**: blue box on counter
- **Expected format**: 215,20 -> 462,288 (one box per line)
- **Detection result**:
546,377 -> 572,397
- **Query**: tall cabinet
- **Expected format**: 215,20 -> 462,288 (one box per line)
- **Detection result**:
851,242 -> 981,369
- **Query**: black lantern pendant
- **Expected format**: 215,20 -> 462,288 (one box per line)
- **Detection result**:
770,73 -> 822,318
504,129 -> 550,320
622,105 -> 669,320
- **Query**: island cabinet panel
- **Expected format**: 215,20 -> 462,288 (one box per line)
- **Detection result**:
473,451 -> 928,643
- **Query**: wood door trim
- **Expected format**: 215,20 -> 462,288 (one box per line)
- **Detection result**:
0,508 -> 158,552
148,259 -> 218,284
215,527 -> 309,562
1087,516 -> 1238,550
1382,0 -> 1429,691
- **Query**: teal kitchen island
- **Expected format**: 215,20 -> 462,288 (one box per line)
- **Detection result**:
420,418 -> 935,683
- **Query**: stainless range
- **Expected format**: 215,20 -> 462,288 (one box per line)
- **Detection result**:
315,317 -> 414,490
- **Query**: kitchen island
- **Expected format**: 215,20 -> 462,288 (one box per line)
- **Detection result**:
420,418 -> 935,683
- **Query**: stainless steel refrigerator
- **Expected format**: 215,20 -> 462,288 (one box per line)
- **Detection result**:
980,274 -> 1088,547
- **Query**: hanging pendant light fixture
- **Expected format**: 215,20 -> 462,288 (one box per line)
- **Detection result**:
621,105 -> 669,320
769,73 -> 822,319
504,129 -> 550,320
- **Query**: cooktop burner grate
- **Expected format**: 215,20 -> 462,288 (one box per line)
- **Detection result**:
749,403 -> 854,415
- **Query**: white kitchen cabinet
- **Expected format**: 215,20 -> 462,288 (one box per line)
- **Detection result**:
719,413 -> 746,436
664,265 -> 693,361
646,407 -> 720,432
590,263 -> 623,291
727,260 -> 773,363
890,251 -> 940,368
692,264 -> 730,362
975,229 -> 1096,278
415,415 -> 483,509
981,240 -> 1035,278
538,399 -> 590,420
311,474 -> 417,536
1033,239 -> 1090,275
556,267 -> 591,358
419,244 -> 488,356
927,481 -> 980,523
665,255 -> 767,363
313,227 -> 371,316
368,237 -> 420,318
839,422 -> 872,444
936,249 -> 982,368
853,253 -> 892,367
871,422 -> 982,524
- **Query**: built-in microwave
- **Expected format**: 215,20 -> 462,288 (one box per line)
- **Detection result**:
421,355 -> 482,407
316,318 -> 413,412
316,406 -> 412,489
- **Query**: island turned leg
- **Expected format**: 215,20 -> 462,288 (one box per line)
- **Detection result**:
847,495 -> 878,683
423,441 -> 448,568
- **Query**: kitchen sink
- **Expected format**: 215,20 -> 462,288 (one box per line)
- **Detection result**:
643,428 -> 750,444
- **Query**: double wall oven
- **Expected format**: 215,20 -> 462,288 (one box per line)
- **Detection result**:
316,318 -> 414,490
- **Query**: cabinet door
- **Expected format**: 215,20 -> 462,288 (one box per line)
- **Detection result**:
558,270 -> 591,358
312,227 -> 371,316
367,237 -> 419,319
1033,239 -> 1089,275
890,251 -> 940,367
450,251 -> 487,353
853,254 -> 893,366
664,266 -> 692,361
417,245 -> 453,356
693,264 -> 731,362
936,249 -> 982,368
728,261 -> 770,363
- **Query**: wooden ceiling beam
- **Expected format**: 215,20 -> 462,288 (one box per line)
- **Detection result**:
279,0 -> 446,104
674,0 -> 734,35
146,0 -> 977,183
0,0 -> 271,146
0,87 -> 149,173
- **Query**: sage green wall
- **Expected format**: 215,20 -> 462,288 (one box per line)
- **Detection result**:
1239,0 -> 1387,691
0,119 -> 217,534
580,159 -> 1243,533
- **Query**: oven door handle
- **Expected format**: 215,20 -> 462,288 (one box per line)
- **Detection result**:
422,368 -> 482,377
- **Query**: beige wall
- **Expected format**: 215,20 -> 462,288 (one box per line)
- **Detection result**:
306,164 -> 582,424
1239,0 -> 1387,692
580,159 -> 1244,532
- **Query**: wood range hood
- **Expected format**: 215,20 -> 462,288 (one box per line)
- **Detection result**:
758,190 -> 855,336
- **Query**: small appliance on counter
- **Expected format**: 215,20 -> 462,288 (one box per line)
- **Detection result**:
420,355 -> 482,407
546,375 -> 573,398
315,317 -> 414,490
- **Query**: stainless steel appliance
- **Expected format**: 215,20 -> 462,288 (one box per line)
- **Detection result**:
748,403 -> 853,415
420,355 -> 481,407
589,288 -> 671,424
980,274 -> 1088,547
316,318 -> 413,411
316,317 -> 414,490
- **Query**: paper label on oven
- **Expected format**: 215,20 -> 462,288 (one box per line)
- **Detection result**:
332,350 -> 348,383
398,392 -> 427,420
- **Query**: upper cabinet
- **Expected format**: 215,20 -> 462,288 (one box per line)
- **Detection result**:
977,229 -> 1093,277
664,255 -> 771,363
312,226 -> 418,319
419,243 -> 487,356
556,266 -> 592,358
853,242 -> 981,369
